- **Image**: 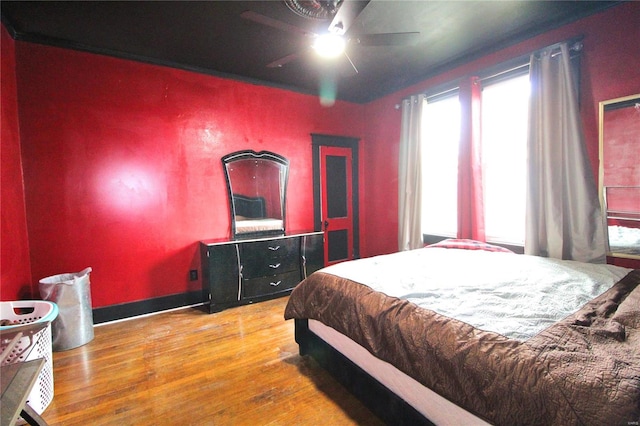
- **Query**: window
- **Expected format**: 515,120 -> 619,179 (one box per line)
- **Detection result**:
421,95 -> 460,237
420,71 -> 529,246
481,74 -> 529,245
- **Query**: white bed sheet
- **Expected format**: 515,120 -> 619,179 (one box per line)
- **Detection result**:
321,248 -> 631,341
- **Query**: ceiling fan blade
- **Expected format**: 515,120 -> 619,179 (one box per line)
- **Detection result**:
240,10 -> 316,38
354,32 -> 421,46
343,50 -> 359,74
328,0 -> 371,35
266,52 -> 301,68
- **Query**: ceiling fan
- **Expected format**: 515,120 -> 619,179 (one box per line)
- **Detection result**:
240,0 -> 419,74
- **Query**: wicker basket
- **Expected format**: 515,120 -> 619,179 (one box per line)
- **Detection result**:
1,300 -> 59,416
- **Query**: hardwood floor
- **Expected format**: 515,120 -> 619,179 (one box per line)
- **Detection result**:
41,296 -> 384,425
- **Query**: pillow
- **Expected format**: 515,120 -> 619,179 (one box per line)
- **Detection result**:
426,238 -> 514,253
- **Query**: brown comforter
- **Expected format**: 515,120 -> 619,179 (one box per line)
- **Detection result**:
284,269 -> 640,425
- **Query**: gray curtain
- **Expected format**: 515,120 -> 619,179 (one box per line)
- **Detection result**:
525,42 -> 606,263
398,94 -> 426,251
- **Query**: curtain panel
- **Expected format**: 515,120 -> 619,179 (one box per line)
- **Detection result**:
525,42 -> 606,263
398,94 -> 426,251
457,77 -> 485,241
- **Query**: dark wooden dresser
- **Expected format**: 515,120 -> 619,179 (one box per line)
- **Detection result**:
200,232 -> 324,313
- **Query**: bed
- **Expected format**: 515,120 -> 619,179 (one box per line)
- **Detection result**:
233,194 -> 284,235
284,240 -> 640,425
603,186 -> 640,257
608,225 -> 640,256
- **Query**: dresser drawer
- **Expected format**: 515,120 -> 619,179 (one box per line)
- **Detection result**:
242,238 -> 299,261
242,271 -> 301,298
242,255 -> 299,278
241,238 -> 299,278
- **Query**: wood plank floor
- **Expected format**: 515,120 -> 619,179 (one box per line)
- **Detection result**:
41,296 -> 384,425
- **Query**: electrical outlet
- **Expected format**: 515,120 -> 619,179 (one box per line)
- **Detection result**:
189,270 -> 198,281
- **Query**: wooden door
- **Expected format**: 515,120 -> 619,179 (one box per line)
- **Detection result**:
320,146 -> 355,265
312,134 -> 360,266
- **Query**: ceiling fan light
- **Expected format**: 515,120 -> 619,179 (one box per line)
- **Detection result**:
313,34 -> 345,58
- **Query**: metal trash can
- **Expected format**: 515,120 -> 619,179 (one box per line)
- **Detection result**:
39,267 -> 94,351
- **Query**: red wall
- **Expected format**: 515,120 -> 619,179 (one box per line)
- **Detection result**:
4,38 -> 364,307
361,2 -> 640,260
1,27 -> 34,299
2,3 -> 639,307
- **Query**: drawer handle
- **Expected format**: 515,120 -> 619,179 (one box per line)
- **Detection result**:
268,245 -> 281,251
269,263 -> 281,269
270,280 -> 282,287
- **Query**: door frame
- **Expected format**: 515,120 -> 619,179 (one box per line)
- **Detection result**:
311,133 -> 360,260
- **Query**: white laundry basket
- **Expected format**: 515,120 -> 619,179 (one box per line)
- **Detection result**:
0,300 -> 59,416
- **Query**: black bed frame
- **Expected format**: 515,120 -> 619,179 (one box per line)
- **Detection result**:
294,319 -> 434,426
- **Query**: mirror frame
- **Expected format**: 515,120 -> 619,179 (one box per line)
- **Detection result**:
222,150 -> 289,240
598,93 -> 640,260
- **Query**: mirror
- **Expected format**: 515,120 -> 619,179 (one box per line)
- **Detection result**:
598,94 -> 640,259
222,150 -> 289,239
